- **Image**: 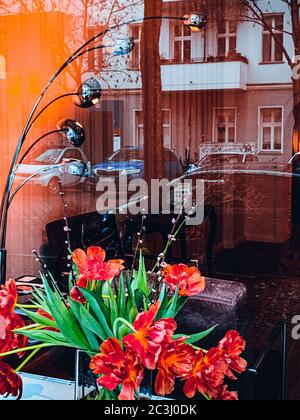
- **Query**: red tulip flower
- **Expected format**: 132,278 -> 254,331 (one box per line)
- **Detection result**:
90,338 -> 144,400
155,338 -> 195,397
0,279 -> 18,316
163,264 -> 206,297
218,331 -> 248,380
0,361 -> 22,399
183,348 -> 227,400
0,312 -> 28,358
72,246 -> 125,283
216,385 -> 239,401
70,286 -> 86,304
123,302 -> 177,370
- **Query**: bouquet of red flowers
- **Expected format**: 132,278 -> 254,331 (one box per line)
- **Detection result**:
0,245 -> 247,401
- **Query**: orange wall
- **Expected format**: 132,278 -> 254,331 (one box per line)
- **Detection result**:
0,12 -> 77,186
0,12 -> 81,278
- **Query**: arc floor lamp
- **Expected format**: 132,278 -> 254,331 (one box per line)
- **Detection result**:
0,12 -> 207,284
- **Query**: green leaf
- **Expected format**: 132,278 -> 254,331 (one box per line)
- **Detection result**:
68,300 -> 100,352
20,308 -> 57,330
132,253 -> 148,295
156,284 -> 169,319
31,288 -> 49,311
173,325 -> 218,344
135,289 -> 146,312
42,277 -> 89,350
79,288 -> 113,338
174,296 -> 189,317
15,329 -> 71,347
162,286 -> 179,319
159,283 -> 166,303
107,283 -> 118,326
92,282 -> 111,321
126,272 -> 135,310
117,273 -> 126,319
118,324 -> 131,339
129,305 -> 138,323
79,305 -> 107,341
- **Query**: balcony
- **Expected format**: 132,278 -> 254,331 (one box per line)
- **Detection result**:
95,55 -> 249,92
161,58 -> 249,92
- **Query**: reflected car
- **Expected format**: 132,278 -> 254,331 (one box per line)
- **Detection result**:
192,152 -> 259,173
15,147 -> 89,194
92,147 -> 183,183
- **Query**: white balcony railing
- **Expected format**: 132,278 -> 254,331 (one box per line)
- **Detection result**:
161,61 -> 248,91
94,59 -> 249,91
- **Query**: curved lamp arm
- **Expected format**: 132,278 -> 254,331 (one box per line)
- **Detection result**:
25,94 -> 77,136
19,130 -> 64,165
8,165 -> 63,208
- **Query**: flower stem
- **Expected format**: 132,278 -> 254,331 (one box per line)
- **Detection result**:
14,323 -> 40,331
16,304 -> 40,310
15,348 -> 41,373
0,343 -> 56,359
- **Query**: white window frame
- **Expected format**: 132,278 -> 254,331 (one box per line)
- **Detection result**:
130,23 -> 142,69
213,107 -> 237,144
171,23 -> 192,62
133,109 -> 172,148
258,106 -> 284,153
217,21 -> 237,56
262,14 -> 284,63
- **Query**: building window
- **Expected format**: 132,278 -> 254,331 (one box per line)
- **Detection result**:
130,24 -> 142,69
262,14 -> 284,63
218,21 -> 237,56
87,26 -> 104,71
259,107 -> 283,152
135,109 -> 172,148
173,23 -> 192,63
214,108 -> 236,143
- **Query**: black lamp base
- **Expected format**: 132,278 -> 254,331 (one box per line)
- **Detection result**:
0,248 -> 7,285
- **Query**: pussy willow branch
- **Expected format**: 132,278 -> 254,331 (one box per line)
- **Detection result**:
131,215 -> 146,273
147,207 -> 185,280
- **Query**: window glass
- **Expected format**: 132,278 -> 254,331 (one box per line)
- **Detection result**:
173,24 -> 191,62
262,14 -> 284,62
1,3 -> 299,401
218,21 -> 237,56
260,108 -> 283,151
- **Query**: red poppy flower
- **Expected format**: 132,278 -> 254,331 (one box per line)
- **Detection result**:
123,302 -> 177,370
218,331 -> 248,380
183,348 -> 227,399
0,361 -> 22,399
72,247 -> 125,283
0,313 -> 28,358
0,279 -> 18,316
163,264 -> 206,297
155,338 -> 195,397
37,309 -> 59,333
90,338 -> 144,400
216,385 -> 239,401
